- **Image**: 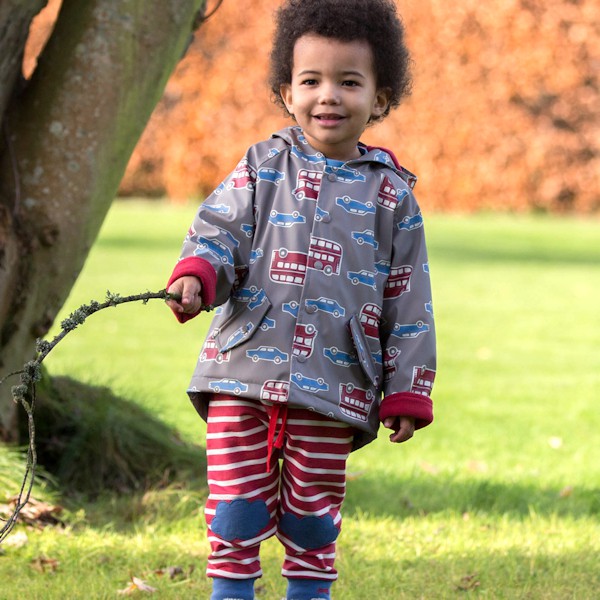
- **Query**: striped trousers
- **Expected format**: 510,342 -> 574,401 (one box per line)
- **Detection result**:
205,394 -> 354,581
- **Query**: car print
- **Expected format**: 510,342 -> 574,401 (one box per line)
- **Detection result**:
347,270 -> 377,289
215,226 -> 240,248
246,346 -> 289,364
268,210 -> 306,228
305,297 -> 345,318
221,321 -> 255,351
391,321 -> 430,339
248,289 -> 268,310
372,150 -> 394,166
249,248 -> 264,264
315,206 -> 330,222
213,182 -> 226,196
232,285 -> 259,302
282,301 -> 299,318
336,195 -> 375,215
203,203 -> 230,214
323,347 -> 358,367
425,301 -> 434,314
208,379 -> 249,394
258,167 -> 286,185
290,145 -> 325,164
260,316 -> 276,331
351,229 -> 378,249
323,164 -> 366,183
397,213 -> 424,231
267,147 -> 281,158
291,372 -> 329,393
195,236 -> 234,265
240,223 -> 254,237
375,260 -> 391,276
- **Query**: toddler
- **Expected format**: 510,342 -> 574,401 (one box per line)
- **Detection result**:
167,1 -> 436,598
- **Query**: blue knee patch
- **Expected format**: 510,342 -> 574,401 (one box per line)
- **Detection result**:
279,512 -> 339,550
211,499 -> 270,541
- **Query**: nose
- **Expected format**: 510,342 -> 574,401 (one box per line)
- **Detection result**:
318,82 -> 340,105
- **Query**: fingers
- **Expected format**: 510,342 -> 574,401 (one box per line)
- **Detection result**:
166,276 -> 202,314
384,416 -> 415,444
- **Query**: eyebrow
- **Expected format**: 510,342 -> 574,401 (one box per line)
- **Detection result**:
297,69 -> 366,79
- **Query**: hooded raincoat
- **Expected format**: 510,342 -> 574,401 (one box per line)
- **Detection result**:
168,126 -> 436,450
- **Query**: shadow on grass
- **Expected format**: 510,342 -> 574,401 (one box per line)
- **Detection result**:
21,373 -> 206,498
345,472 -> 600,520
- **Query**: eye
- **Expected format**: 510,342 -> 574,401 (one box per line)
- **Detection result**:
300,78 -> 318,86
342,80 -> 360,87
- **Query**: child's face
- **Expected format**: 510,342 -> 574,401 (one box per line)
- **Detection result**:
280,34 -> 390,162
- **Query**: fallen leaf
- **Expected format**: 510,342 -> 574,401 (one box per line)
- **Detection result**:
559,485 -> 573,498
30,555 -> 60,573
118,576 -> 158,594
456,573 -> 481,592
6,496 -> 64,529
154,566 -> 184,580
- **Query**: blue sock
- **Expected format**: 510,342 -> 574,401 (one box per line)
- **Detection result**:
210,577 -> 255,600
286,578 -> 332,600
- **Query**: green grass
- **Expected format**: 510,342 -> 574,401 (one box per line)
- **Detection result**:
1,202 -> 600,598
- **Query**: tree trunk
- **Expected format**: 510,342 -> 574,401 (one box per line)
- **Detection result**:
0,0 -> 206,441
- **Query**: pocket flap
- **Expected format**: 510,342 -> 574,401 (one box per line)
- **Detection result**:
213,292 -> 272,352
349,314 -> 381,388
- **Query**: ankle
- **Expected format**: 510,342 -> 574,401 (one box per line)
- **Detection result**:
210,577 -> 256,600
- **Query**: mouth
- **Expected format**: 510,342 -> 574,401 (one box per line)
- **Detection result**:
314,113 -> 345,122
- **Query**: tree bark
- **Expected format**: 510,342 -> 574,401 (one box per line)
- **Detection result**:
0,0 -> 206,440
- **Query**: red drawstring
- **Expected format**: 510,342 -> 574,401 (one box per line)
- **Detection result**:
266,404 -> 288,471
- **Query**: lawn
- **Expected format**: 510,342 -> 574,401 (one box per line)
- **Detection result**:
1,201 -> 599,599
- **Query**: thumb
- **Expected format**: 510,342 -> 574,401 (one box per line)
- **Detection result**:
383,417 -> 395,429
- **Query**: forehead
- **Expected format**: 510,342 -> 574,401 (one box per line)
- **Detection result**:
291,34 -> 375,75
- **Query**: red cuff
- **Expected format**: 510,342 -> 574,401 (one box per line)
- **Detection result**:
167,256 -> 217,323
379,392 -> 433,430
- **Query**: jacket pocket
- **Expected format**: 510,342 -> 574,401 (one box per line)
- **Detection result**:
349,314 -> 382,389
212,291 -> 272,352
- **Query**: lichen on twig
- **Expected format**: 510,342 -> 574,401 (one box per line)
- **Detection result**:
0,288 -> 210,543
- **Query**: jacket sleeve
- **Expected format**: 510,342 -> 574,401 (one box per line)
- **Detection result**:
379,180 -> 436,429
167,149 -> 259,319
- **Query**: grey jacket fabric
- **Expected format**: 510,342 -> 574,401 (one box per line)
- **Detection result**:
171,126 -> 436,450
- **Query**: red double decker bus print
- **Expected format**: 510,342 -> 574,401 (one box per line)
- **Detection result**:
293,169 -> 322,201
292,323 -> 317,358
227,158 -> 256,191
359,303 -> 381,338
308,237 -> 342,276
384,265 -> 413,299
261,380 -> 289,404
411,366 -> 436,396
269,248 -> 308,286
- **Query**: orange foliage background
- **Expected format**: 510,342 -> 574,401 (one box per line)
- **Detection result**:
27,0 -> 600,212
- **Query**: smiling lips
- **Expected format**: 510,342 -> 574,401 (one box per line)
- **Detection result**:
314,113 -> 345,125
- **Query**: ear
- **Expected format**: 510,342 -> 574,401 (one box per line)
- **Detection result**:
279,83 -> 294,115
371,87 -> 391,119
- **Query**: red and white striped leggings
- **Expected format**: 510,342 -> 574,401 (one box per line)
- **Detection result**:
205,394 -> 354,581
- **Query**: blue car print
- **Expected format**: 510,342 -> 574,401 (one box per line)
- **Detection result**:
260,316 -> 276,331
323,347 -> 358,367
240,223 -> 254,237
258,167 -> 286,185
268,210 -> 306,228
203,203 -> 230,214
232,285 -> 259,302
324,164 -> 366,183
209,379 -> 249,394
397,213 -> 424,231
249,248 -> 264,264
372,150 -> 394,166
391,321 -> 430,339
375,260 -> 391,276
195,237 -> 234,265
248,289 -> 268,310
246,346 -> 289,364
336,195 -> 375,215
290,145 -> 325,164
282,301 -> 299,318
315,206 -> 330,222
222,321 -> 255,351
215,226 -> 240,248
305,297 -> 345,318
347,270 -> 377,289
291,372 -> 329,393
351,229 -> 378,249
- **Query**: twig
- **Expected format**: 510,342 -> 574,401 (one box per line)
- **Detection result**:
0,288 -> 212,543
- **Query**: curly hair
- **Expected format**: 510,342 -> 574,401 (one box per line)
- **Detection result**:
269,0 -> 412,122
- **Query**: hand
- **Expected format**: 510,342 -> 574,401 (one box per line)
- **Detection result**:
383,416 -> 415,443
166,276 -> 203,315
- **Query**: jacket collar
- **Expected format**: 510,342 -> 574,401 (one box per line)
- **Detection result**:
271,126 -> 417,189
